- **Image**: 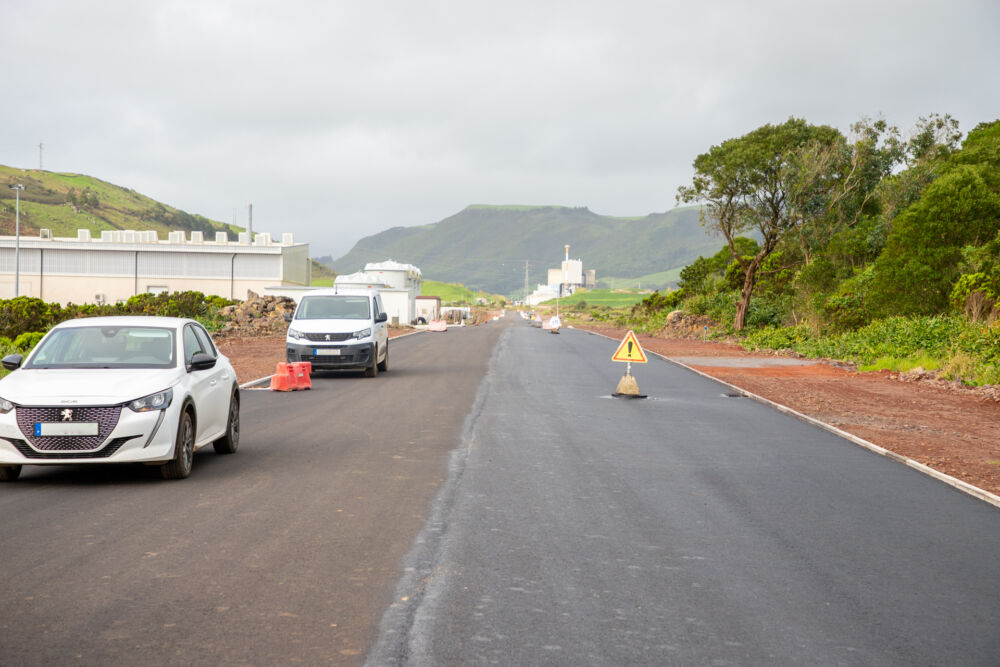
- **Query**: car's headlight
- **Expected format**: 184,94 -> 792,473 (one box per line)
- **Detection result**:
287,327 -> 306,340
0,396 -> 14,414
128,388 -> 173,412
353,328 -> 372,340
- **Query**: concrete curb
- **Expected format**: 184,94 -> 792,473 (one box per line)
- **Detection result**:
237,329 -> 426,390
583,330 -> 1000,511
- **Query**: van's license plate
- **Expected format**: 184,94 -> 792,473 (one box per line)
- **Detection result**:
314,348 -> 341,356
35,422 -> 99,436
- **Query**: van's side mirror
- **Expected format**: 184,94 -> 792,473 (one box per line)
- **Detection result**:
376,313 -> 388,323
284,313 -> 293,322
2,354 -> 23,371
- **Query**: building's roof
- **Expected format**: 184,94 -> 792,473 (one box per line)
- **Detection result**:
364,260 -> 422,276
334,271 -> 386,286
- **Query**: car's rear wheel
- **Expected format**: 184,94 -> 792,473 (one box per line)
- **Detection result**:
364,347 -> 378,377
377,342 -> 389,372
0,465 -> 22,482
213,392 -> 240,454
161,410 -> 194,480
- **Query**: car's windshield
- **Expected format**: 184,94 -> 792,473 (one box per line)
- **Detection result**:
296,296 -> 370,320
25,326 -> 176,369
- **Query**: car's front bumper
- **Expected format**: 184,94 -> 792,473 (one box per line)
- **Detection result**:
0,402 -> 180,466
286,341 -> 374,370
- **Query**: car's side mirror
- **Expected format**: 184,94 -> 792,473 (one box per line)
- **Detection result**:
1,354 -> 23,371
189,352 -> 217,371
284,313 -> 293,322
376,313 -> 388,324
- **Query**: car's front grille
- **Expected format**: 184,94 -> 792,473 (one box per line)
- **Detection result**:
303,332 -> 353,342
3,436 -> 136,459
15,406 -> 123,451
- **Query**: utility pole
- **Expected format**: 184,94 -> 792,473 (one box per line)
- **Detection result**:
39,142 -> 43,170
523,261 -> 530,300
248,203 -> 253,237
9,184 -> 25,296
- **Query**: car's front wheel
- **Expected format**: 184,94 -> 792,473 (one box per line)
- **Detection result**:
214,391 -> 240,454
161,410 -> 194,480
364,347 -> 378,377
0,465 -> 22,482
377,342 -> 389,372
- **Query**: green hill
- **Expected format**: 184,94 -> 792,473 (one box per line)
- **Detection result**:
325,205 -> 719,294
0,165 -> 240,238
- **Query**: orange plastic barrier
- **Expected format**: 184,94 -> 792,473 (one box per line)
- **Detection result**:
290,362 -> 312,390
270,362 -> 293,391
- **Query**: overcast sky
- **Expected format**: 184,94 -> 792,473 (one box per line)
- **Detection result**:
2,0 -> 997,257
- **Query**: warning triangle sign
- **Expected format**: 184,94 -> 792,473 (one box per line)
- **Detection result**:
612,330 -> 647,363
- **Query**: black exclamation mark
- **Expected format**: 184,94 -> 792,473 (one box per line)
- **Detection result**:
627,341 -> 633,357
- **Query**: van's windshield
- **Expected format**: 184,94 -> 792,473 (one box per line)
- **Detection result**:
296,295 -> 370,320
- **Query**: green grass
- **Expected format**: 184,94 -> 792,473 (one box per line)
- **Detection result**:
421,279 -> 504,305
539,288 -> 646,308
1,164 -> 238,237
599,268 -> 683,290
859,354 -> 942,373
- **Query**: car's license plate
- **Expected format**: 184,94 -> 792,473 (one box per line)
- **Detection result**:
35,422 -> 99,436
314,348 -> 341,356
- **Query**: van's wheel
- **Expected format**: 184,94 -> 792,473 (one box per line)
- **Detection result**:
365,347 -> 378,377
0,465 -> 22,482
377,342 -> 389,372
213,391 -> 240,454
161,410 -> 194,479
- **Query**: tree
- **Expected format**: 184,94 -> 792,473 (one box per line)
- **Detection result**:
677,118 -> 841,330
872,120 -> 1000,315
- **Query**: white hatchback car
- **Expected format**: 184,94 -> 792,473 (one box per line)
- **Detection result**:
0,316 -> 239,481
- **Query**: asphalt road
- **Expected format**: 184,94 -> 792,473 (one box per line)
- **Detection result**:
0,322 -> 506,665
368,317 -> 1000,666
4,314 -> 1000,666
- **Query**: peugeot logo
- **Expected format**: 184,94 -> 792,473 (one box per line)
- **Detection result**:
61,408 -> 74,422
325,334 -> 331,341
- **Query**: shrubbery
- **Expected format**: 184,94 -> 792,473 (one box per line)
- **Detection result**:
0,292 -> 235,340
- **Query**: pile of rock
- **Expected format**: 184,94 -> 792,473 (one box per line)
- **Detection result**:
660,310 -> 718,339
216,291 -> 296,338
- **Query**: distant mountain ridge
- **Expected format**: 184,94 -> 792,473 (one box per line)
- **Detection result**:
325,205 -> 720,294
0,164 -> 239,239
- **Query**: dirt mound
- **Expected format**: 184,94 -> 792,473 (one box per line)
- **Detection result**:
660,311 -> 718,339
216,291 -> 296,338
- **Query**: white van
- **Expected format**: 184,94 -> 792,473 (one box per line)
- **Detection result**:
285,287 -> 389,376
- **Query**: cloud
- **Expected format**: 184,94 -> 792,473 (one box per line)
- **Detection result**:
2,0 -> 998,257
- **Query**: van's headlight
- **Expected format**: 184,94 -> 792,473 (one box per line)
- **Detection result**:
287,327 -> 306,340
352,328 -> 372,340
128,388 -> 173,412
0,396 -> 14,414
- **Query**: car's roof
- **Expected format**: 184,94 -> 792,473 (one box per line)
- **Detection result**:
51,316 -> 199,329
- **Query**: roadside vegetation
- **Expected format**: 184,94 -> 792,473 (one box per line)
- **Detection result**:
568,115 -> 1000,387
0,292 -> 235,378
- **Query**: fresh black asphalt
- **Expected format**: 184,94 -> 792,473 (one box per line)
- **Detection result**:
368,317 -> 1000,665
2,314 -> 998,665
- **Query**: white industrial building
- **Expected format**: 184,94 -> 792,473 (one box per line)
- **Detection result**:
0,228 -> 310,304
334,260 -> 423,325
526,245 -> 595,305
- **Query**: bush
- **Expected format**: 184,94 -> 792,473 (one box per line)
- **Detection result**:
0,297 -> 56,339
13,331 -> 45,351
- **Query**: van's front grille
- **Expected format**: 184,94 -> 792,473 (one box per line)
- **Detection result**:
303,332 -> 353,342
